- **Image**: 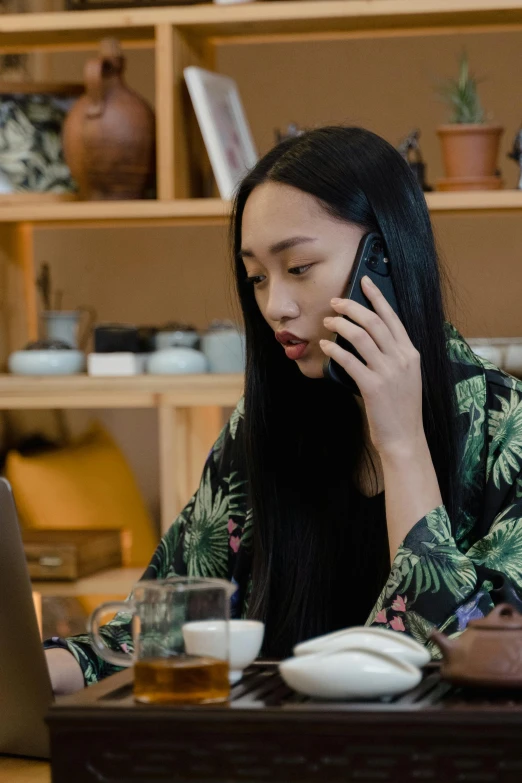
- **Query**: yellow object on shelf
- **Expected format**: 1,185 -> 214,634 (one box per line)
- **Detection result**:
5,423 -> 157,568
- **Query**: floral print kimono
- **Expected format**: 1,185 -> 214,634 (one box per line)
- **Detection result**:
45,326 -> 522,685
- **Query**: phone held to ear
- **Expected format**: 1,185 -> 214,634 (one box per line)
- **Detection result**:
323,232 -> 400,396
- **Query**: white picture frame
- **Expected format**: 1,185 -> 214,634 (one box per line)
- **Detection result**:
184,66 -> 258,200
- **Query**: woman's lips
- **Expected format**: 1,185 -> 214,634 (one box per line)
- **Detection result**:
275,331 -> 309,361
284,342 -> 309,360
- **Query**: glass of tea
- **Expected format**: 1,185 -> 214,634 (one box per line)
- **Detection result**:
88,577 -> 236,705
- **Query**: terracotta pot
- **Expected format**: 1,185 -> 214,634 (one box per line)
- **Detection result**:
62,38 -> 155,200
436,123 -> 503,183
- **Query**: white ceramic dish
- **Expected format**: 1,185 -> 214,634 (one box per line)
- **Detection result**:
183,619 -> 265,684
8,349 -> 85,375
468,344 -> 503,367
147,347 -> 208,374
279,648 -> 422,700
467,337 -> 522,377
293,626 -> 430,668
505,343 -> 522,377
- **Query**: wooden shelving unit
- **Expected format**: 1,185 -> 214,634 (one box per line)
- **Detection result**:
1,1 -> 522,49
1,191 -> 522,228
0,372 -> 243,409
2,0 -> 522,345
1,0 -> 522,538
0,373 -> 243,533
0,198 -> 230,227
426,190 -> 522,212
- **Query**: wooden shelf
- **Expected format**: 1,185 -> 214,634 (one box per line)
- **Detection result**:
0,373 -> 244,409
32,566 -> 143,596
1,1 -> 522,51
426,190 -> 522,212
0,198 -> 230,228
1,192 -> 522,227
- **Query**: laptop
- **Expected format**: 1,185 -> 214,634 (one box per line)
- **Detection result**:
0,478 -> 52,758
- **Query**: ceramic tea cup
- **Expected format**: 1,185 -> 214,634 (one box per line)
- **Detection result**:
293,626 -> 430,668
279,648 -> 422,700
201,322 -> 245,373
183,619 -> 265,684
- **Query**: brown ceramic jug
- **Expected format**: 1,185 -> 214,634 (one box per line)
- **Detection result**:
431,603 -> 522,688
63,38 -> 155,200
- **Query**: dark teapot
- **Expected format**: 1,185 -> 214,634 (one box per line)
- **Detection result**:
431,604 -> 522,688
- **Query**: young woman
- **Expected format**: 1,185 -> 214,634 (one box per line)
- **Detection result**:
45,126 -> 522,693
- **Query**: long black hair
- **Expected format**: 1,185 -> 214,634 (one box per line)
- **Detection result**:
231,126 -> 462,657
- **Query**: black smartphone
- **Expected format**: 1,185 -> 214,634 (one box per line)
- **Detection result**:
323,231 -> 400,395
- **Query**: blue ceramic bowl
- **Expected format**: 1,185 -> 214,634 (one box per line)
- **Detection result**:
146,348 -> 208,375
8,350 -> 85,375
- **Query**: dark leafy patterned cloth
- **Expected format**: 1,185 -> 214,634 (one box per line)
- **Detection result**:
44,325 -> 522,684
0,94 -> 76,193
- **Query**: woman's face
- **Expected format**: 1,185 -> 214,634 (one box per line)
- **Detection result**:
241,181 -> 365,378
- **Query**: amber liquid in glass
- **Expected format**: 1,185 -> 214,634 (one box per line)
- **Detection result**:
133,655 -> 230,704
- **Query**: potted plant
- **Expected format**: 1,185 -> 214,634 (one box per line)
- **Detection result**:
436,52 -> 503,191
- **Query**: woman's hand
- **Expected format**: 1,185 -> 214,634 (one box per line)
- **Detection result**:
320,275 -> 424,459
321,275 -> 443,556
45,648 -> 84,695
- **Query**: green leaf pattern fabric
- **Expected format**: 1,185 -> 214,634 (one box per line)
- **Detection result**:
44,325 -> 522,682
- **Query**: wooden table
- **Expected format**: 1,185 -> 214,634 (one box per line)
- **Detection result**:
0,757 -> 50,783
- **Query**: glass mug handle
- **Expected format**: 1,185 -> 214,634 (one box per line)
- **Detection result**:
88,600 -> 135,668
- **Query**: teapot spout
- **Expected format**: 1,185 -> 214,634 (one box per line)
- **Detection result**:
430,629 -> 455,659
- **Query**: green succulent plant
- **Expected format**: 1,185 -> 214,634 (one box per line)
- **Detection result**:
438,52 -> 486,124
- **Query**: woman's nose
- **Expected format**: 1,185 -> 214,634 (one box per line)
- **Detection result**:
264,283 -> 300,322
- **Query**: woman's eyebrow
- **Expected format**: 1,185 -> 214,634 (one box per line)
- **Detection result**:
239,236 -> 317,259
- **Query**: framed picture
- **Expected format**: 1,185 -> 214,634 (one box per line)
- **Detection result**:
184,67 -> 258,200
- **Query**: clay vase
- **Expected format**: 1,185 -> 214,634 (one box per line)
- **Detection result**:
63,38 -> 155,200
436,123 -> 503,191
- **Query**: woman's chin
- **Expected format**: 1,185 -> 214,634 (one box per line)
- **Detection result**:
296,356 -> 325,379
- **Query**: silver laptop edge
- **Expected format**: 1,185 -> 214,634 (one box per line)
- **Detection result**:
0,477 -> 52,758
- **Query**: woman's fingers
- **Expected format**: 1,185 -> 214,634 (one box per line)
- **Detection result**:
323,315 -> 384,369
328,296 -> 395,357
320,338 -> 374,389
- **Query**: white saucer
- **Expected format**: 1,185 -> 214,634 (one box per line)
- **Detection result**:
279,648 -> 422,700
293,626 -> 430,668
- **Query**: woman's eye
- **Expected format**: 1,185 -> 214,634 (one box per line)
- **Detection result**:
288,264 -> 312,276
246,275 -> 266,286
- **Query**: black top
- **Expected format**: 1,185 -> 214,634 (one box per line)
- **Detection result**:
330,489 -> 390,631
